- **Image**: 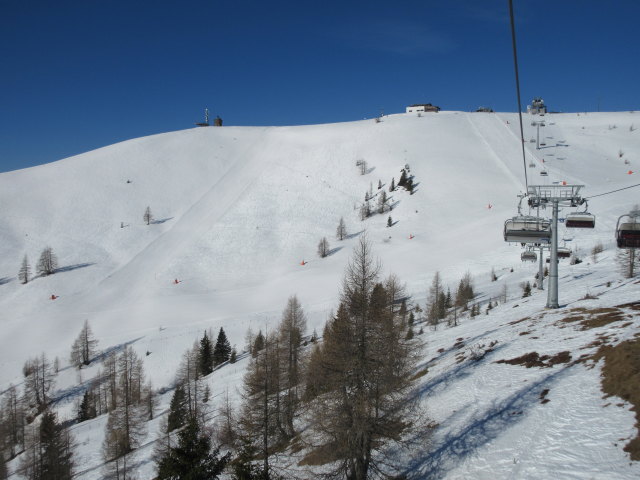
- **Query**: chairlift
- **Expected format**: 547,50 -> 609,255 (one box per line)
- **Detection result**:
528,162 -> 536,168
540,142 -> 547,146
521,250 -> 537,262
504,215 -> 551,244
540,170 -> 548,176
557,246 -> 572,258
565,212 -> 595,229
616,211 -> 640,248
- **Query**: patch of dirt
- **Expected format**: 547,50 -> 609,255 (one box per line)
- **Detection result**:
590,337 -> 640,460
411,367 -> 429,380
616,301 -> 640,311
437,348 -> 445,354
496,351 -> 572,368
453,340 -> 465,350
559,315 -> 585,324
519,331 -> 531,336
509,317 -> 530,326
559,307 -> 630,331
540,388 -> 550,404
580,308 -> 629,330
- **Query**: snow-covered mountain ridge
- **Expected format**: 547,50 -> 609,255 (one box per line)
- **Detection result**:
1,110 -> 639,479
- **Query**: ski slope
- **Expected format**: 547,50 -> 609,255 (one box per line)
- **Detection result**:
0,110 -> 639,479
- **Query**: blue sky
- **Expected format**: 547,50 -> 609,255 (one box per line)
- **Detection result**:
1,0 -> 639,172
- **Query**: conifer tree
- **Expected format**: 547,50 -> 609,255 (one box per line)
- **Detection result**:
18,255 -> 30,284
143,206 -> 153,225
318,237 -> 329,258
36,247 -> 57,276
252,331 -> 265,358
278,295 -> 307,437
78,390 -> 97,422
23,354 -> 55,413
336,217 -> 347,241
389,177 -> 395,192
198,331 -> 214,376
398,169 -> 407,188
427,271 -> 445,324
35,410 -> 74,480
229,347 -> 237,364
213,328 -> 231,367
167,384 -> 188,432
304,237 -> 417,479
70,320 -> 99,367
157,417 -> 230,479
102,346 -> 147,479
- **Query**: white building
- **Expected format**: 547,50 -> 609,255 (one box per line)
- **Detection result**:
406,103 -> 440,114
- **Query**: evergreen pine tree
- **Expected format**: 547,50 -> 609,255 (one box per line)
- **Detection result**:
213,328 -> 232,366
252,331 -> 265,358
36,410 -> 74,480
167,384 -> 188,432
398,169 -> 407,188
199,331 -> 214,376
78,390 -> 97,422
387,216 -> 393,227
229,347 -> 237,364
157,417 -> 230,480
389,177 -> 395,192
229,436 -> 267,480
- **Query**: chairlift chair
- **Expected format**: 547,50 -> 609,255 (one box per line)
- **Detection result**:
540,170 -> 548,176
616,212 -> 640,248
521,250 -> 537,262
557,246 -> 572,258
565,211 -> 596,229
504,216 -> 551,244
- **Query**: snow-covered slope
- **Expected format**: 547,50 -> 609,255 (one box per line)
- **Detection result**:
1,111 -> 639,479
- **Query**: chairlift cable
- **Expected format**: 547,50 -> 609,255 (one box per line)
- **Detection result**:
508,0 -> 529,190
585,183 -> 640,199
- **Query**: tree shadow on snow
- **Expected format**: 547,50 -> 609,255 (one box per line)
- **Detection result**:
55,263 -> 95,274
326,246 -> 344,257
345,230 -> 365,240
151,217 -> 174,225
403,365 -> 572,479
365,166 -> 376,175
0,277 -> 12,285
92,337 -> 144,364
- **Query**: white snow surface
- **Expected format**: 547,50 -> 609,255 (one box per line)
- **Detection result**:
1,111 -> 639,479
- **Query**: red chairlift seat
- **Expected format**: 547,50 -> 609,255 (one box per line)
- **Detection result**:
616,215 -> 640,248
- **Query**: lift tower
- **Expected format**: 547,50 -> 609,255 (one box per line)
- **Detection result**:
527,184 -> 584,308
